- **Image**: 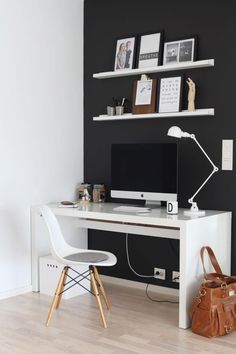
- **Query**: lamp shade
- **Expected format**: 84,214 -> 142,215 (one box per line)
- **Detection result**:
167,126 -> 183,138
167,126 -> 192,139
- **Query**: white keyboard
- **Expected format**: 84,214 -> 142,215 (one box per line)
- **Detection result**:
113,206 -> 151,213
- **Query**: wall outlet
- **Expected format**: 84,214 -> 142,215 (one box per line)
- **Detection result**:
172,271 -> 180,283
154,267 -> 166,280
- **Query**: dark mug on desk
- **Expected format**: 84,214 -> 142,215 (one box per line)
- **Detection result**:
167,201 -> 178,214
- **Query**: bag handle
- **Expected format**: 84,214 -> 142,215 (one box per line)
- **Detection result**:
200,246 -> 236,285
200,246 -> 223,276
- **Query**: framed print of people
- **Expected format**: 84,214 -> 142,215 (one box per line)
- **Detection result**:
114,36 -> 136,70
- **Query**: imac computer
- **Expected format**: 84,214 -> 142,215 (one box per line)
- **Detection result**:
111,143 -> 178,205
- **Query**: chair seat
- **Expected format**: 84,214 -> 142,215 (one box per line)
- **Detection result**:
64,252 -> 109,263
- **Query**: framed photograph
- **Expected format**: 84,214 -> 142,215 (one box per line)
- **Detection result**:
137,31 -> 163,68
163,37 -> 196,65
158,76 -> 183,113
132,78 -> 157,114
114,36 -> 137,71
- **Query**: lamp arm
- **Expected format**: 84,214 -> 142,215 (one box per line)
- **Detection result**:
188,168 -> 218,204
191,135 -> 218,170
188,135 -> 219,206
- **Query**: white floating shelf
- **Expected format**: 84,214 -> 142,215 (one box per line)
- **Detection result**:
93,109 -> 215,121
93,59 -> 215,79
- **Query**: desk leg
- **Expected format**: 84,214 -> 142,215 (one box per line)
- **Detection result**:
179,223 -> 189,329
179,213 -> 231,329
31,207 -> 41,292
31,206 -> 54,292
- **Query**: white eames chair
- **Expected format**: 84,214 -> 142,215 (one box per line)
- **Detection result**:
40,205 -> 117,328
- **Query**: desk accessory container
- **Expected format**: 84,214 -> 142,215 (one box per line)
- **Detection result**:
107,106 -> 115,116
78,183 -> 92,204
115,106 -> 124,115
93,184 -> 106,203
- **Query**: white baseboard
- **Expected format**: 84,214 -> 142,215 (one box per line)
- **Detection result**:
100,275 -> 179,298
0,285 -> 32,300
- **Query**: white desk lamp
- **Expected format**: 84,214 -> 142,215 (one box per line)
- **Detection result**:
167,126 -> 219,216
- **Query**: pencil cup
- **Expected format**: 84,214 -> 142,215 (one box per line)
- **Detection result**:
107,106 -> 115,116
115,106 -> 124,116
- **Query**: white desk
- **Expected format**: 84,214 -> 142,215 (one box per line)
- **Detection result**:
31,203 -> 232,329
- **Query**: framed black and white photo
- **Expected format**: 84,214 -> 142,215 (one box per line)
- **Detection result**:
163,37 -> 196,65
158,76 -> 183,113
114,36 -> 137,71
132,78 -> 157,114
137,31 -> 163,68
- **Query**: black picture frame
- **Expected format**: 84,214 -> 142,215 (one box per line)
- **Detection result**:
163,36 -> 197,66
113,35 -> 137,71
136,30 -> 164,68
157,75 -> 183,113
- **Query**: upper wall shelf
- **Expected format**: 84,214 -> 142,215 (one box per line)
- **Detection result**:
93,59 -> 215,79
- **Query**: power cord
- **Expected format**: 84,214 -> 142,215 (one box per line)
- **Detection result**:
125,233 -> 179,304
125,233 -> 154,278
145,284 -> 179,304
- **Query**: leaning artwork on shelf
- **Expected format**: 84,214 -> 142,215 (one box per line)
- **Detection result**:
137,31 -> 163,68
158,76 -> 183,113
132,78 -> 157,114
163,37 -> 196,65
114,36 -> 137,71
135,80 -> 153,105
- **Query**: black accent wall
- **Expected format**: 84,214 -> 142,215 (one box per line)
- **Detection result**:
84,0 -> 236,288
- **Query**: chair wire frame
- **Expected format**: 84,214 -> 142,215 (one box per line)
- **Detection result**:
45,264 -> 109,328
58,265 -> 96,296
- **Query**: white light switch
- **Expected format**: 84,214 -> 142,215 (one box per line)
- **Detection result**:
222,140 -> 233,170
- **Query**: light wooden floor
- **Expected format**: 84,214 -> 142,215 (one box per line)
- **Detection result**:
0,283 -> 236,354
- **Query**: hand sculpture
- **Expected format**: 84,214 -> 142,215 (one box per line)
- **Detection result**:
186,78 -> 196,112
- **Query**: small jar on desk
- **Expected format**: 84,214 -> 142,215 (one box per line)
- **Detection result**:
78,183 -> 92,204
93,184 -> 106,203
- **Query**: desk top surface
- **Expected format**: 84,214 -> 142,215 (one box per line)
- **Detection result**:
46,202 -> 231,228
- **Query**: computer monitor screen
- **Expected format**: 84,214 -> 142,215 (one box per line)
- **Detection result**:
111,143 -> 178,202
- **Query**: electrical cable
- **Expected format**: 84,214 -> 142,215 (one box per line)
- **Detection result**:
125,233 -> 179,304
125,233 -> 154,278
145,284 -> 179,304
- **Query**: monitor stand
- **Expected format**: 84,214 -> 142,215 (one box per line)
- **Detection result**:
145,200 -> 161,208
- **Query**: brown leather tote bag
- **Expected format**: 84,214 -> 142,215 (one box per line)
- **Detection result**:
189,246 -> 236,338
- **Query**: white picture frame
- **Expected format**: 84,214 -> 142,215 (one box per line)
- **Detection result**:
163,38 -> 196,65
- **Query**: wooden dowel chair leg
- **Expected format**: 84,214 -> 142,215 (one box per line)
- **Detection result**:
90,269 -> 107,329
93,266 -> 110,310
45,267 -> 68,327
56,267 -> 68,309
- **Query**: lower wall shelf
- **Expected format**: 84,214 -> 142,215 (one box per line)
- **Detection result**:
93,108 -> 215,121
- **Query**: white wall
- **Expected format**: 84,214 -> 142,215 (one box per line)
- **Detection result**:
0,0 -> 84,297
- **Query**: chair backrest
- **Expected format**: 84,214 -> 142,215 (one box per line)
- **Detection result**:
40,205 -> 71,261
